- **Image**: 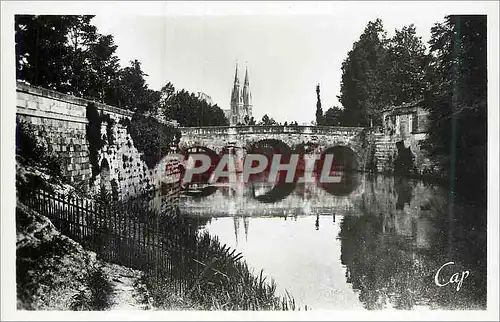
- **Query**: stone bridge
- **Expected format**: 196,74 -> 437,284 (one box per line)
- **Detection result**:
179,125 -> 373,171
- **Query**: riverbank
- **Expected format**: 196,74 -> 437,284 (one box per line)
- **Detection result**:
16,157 -> 299,311
16,197 -> 299,311
16,201 -> 156,310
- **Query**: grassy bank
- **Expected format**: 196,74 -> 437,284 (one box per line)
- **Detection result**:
16,202 -> 114,310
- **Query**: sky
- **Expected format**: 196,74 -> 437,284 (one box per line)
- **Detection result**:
90,2 -> 485,124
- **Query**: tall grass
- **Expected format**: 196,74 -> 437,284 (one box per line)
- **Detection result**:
182,231 -> 298,310
141,214 -> 301,310
104,193 -> 304,311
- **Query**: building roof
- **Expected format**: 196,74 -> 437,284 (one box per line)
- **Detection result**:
379,100 -> 425,115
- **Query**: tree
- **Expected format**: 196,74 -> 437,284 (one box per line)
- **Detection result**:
15,15 -> 74,91
162,87 -> 229,127
315,84 -> 324,125
115,60 -> 151,111
15,15 -> 121,104
159,82 -> 176,107
259,114 -> 277,126
338,19 -> 390,126
423,15 -> 487,204
386,24 -> 429,106
64,15 -> 99,97
323,106 -> 344,126
209,104 -> 229,126
87,34 -> 120,104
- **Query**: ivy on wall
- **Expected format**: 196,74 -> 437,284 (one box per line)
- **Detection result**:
127,112 -> 181,169
86,103 -> 104,181
86,103 -> 120,183
101,114 -> 116,145
118,117 -> 130,128
110,179 -> 119,201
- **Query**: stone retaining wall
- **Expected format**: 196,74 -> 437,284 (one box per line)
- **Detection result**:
16,81 -> 180,209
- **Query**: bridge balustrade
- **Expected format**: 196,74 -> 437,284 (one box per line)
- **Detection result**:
179,125 -> 368,140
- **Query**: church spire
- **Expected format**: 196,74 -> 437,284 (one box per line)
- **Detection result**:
244,64 -> 249,85
243,216 -> 249,241
231,61 -> 242,111
234,62 -> 240,85
233,216 -> 240,245
230,61 -> 252,125
242,64 -> 252,113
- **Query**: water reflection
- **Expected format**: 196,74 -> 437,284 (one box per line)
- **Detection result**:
189,174 -> 486,310
180,172 -> 363,217
339,200 -> 486,310
201,214 -> 363,310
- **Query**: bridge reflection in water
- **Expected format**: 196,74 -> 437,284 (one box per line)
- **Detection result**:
179,171 -> 363,217
181,174 -> 486,311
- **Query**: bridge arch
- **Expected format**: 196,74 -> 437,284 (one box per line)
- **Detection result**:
181,146 -> 219,158
181,146 -> 220,184
253,182 -> 296,204
320,145 -> 358,172
315,145 -> 361,197
99,158 -> 111,192
247,139 -> 292,171
318,172 -> 361,197
247,138 -> 292,155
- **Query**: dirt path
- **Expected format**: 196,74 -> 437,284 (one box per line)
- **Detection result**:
101,263 -> 154,310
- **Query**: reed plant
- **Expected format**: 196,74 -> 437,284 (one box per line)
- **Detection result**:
143,222 -> 301,310
94,192 -> 303,310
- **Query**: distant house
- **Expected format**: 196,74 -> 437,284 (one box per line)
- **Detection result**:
380,101 -> 430,138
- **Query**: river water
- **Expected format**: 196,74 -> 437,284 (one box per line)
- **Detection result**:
179,173 -> 487,310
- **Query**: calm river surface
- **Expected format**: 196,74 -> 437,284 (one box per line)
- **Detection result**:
180,173 -> 487,310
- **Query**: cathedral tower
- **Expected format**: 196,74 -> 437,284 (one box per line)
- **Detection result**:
230,62 -> 252,125
242,66 -> 253,121
230,63 -> 243,125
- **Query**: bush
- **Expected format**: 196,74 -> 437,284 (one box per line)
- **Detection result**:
70,264 -> 114,311
127,112 -> 181,169
16,118 -> 62,177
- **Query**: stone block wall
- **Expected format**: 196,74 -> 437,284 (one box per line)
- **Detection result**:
16,81 -> 181,212
16,82 -> 92,184
369,131 -> 439,176
96,111 -> 181,202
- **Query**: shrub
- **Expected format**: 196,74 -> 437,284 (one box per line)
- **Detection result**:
118,117 -> 131,128
15,118 -> 64,194
70,264 -> 114,311
16,118 -> 62,177
110,179 -> 119,201
127,112 -> 181,169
